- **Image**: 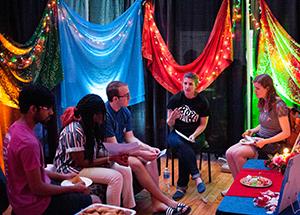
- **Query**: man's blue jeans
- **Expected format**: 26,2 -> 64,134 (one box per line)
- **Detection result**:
168,130 -> 205,190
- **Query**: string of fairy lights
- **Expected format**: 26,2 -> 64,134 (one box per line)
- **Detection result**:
0,0 -> 272,77
0,0 -> 299,92
0,1 -> 57,78
143,0 -> 233,93
57,1 -> 138,51
231,0 -> 241,36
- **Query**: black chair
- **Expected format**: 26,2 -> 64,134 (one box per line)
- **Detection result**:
167,140 -> 212,186
199,144 -> 212,183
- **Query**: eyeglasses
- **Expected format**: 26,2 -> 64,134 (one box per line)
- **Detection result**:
39,106 -> 53,110
118,93 -> 130,99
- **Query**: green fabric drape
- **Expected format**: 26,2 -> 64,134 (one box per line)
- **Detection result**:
0,0 -> 62,108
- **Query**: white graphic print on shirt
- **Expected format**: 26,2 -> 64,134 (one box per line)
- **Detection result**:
178,105 -> 199,123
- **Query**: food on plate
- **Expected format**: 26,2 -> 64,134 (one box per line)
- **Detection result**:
241,175 -> 271,187
77,205 -> 133,215
71,174 -> 84,185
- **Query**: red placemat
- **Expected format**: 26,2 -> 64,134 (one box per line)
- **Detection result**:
225,168 -> 283,197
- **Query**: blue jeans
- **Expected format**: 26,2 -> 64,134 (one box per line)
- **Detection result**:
168,130 -> 204,189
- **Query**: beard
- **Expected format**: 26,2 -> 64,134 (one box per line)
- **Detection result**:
34,113 -> 52,124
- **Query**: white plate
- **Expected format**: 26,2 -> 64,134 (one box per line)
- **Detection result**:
74,203 -> 136,215
240,176 -> 272,188
61,176 -> 92,187
239,135 -> 257,145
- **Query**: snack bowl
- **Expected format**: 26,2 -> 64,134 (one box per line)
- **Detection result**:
75,203 -> 136,215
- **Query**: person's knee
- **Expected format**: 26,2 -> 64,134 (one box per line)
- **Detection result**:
91,194 -> 101,203
225,149 -> 231,159
109,171 -> 123,184
168,133 -> 182,147
128,157 -> 144,173
226,145 -> 237,159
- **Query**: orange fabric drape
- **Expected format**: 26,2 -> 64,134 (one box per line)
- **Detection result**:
0,104 -> 20,173
142,0 -> 233,94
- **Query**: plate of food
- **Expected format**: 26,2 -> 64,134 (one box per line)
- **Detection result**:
239,135 -> 257,145
240,175 -> 272,188
75,203 -> 136,215
61,175 -> 93,187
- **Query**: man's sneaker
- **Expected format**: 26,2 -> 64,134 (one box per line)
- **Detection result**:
217,157 -> 227,166
221,186 -> 230,196
221,163 -> 231,173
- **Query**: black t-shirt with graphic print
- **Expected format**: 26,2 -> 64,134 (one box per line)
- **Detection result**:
167,91 -> 210,137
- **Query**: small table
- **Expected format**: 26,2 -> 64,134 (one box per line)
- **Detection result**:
216,159 -> 300,215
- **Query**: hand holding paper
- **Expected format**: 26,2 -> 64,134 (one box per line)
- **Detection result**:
146,149 -> 166,165
175,130 -> 195,143
109,153 -> 128,166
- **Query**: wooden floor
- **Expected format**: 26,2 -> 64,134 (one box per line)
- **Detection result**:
3,154 -> 233,215
134,155 -> 233,215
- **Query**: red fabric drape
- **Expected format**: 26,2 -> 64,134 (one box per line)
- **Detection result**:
142,0 -> 233,94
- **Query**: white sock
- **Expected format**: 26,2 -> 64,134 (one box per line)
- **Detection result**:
221,186 -> 230,196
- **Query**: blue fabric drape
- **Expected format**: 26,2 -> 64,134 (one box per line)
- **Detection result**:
58,0 -> 144,109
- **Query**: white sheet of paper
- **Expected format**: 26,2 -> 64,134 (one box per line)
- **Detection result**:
276,153 -> 300,213
175,130 -> 195,143
146,148 -> 167,165
103,142 -> 140,155
157,149 -> 167,159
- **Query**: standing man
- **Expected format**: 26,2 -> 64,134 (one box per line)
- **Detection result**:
105,81 -> 191,215
3,83 -> 100,215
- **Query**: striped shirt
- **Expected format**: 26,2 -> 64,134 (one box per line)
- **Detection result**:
54,121 -> 97,174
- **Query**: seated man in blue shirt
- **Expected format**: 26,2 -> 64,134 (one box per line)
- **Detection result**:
105,81 -> 191,215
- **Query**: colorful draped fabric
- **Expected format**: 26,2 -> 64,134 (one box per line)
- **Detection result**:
0,0 -> 63,109
257,0 -> 300,105
58,0 -> 144,108
142,0 -> 233,94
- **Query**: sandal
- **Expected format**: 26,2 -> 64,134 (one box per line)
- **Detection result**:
172,190 -> 186,200
176,203 -> 191,215
197,181 -> 206,194
153,207 -> 181,215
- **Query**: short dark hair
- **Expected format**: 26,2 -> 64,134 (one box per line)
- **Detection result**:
183,73 -> 199,87
106,81 -> 128,102
18,83 -> 55,114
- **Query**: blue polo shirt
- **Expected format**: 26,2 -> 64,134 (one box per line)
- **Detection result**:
105,102 -> 132,143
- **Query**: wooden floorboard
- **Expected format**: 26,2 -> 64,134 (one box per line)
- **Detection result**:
134,155 -> 234,215
3,155 -> 233,215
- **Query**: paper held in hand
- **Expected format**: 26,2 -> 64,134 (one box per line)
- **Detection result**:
239,135 -> 257,145
175,129 -> 195,143
103,142 -> 140,155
